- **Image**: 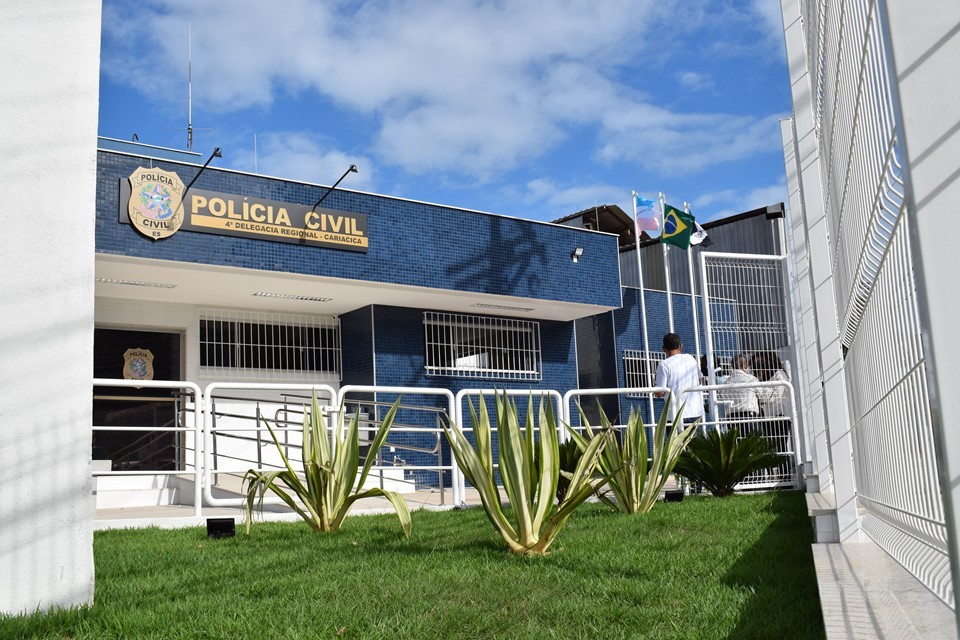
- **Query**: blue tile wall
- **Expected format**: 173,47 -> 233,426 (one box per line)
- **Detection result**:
97,151 -> 621,307
340,304 -> 577,489
340,306 -> 375,388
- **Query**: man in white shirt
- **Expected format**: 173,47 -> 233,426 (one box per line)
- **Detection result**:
654,333 -> 704,425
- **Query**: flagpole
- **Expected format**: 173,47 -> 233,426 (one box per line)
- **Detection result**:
632,192 -> 656,423
660,192 -> 674,333
684,202 -> 702,366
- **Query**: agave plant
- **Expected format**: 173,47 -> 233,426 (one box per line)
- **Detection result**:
568,398 -> 699,514
673,427 -> 786,497
243,393 -> 411,536
441,392 -> 612,555
532,437 -> 584,504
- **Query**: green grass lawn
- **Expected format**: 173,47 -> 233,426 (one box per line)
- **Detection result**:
1,491 -> 823,640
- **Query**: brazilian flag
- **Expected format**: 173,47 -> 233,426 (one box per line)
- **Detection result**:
661,204 -> 695,250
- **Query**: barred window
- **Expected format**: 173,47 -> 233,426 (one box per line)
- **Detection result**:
424,312 -> 541,381
623,349 -> 665,397
200,309 -> 341,377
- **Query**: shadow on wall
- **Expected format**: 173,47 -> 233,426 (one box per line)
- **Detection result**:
445,216 -> 547,297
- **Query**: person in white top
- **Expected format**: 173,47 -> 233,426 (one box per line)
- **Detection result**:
721,354 -> 767,418
654,333 -> 704,424
751,351 -> 793,419
751,351 -> 794,463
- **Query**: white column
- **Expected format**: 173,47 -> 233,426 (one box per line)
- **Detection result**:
780,118 -> 812,467
0,0 -> 101,613
883,0 -> 960,618
781,0 -> 860,542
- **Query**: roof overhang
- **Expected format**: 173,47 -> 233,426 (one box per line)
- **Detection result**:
95,254 -> 619,322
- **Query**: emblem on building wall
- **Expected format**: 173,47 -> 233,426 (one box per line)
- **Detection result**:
122,348 -> 155,381
127,167 -> 186,240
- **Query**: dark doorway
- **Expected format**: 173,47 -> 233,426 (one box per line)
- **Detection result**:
93,328 -> 182,471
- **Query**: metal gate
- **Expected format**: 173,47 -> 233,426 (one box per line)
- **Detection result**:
699,252 -> 800,489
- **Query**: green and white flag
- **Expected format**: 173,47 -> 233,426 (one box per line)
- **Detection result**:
661,204 -> 695,250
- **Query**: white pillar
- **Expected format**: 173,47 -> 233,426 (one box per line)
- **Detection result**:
781,0 -> 860,542
883,0 -> 960,618
779,118 -> 812,467
0,0 -> 101,613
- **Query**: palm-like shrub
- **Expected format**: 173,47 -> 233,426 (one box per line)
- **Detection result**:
243,393 -> 411,536
673,427 -> 785,497
441,392 -> 612,555
569,399 -> 699,514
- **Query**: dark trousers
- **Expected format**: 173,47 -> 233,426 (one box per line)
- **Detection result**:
726,411 -> 759,435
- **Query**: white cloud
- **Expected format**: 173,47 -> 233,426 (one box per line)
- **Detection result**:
522,178 -> 631,219
678,71 -> 713,91
597,107 -> 783,175
100,0 -> 787,183
692,180 -> 787,221
244,132 -> 375,190
751,0 -> 786,43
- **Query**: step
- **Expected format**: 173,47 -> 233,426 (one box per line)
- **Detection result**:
96,487 -> 179,509
806,491 -> 839,543
806,490 -> 836,516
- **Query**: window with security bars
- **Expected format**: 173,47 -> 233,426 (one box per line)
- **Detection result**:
199,309 -> 341,377
423,312 -> 541,381
622,349 -> 665,397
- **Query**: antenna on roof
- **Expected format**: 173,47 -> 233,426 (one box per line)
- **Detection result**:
168,22 -> 211,151
188,21 -> 192,151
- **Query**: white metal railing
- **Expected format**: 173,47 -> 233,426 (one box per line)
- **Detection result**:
691,381 -> 801,490
337,385 -> 458,505
93,381 -> 803,518
92,378 -> 203,517
453,389 -> 563,501
202,382 -> 338,507
698,252 -> 801,459
563,384 -> 801,490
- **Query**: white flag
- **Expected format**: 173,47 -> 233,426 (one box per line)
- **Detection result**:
690,221 -> 712,247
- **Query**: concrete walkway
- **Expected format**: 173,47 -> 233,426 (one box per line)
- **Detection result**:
93,487 -> 484,531
813,542 -> 958,639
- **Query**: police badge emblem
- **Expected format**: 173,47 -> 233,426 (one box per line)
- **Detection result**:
128,167 -> 186,240
123,348 -> 155,381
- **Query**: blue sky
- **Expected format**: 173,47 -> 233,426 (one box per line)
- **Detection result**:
98,0 -> 790,225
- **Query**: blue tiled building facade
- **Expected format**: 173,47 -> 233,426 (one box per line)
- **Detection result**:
94,140 -> 780,490
96,150 -> 621,307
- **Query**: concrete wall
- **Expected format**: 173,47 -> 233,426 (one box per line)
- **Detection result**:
0,0 -> 101,614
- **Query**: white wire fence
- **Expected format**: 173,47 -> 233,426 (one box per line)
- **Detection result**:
790,0 -> 950,604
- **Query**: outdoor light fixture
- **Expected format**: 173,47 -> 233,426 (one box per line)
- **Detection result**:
184,146 -> 223,192
95,277 -> 177,289
313,164 -> 359,211
206,517 -> 235,539
471,303 -> 535,312
253,292 -> 332,302
571,247 -> 584,263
